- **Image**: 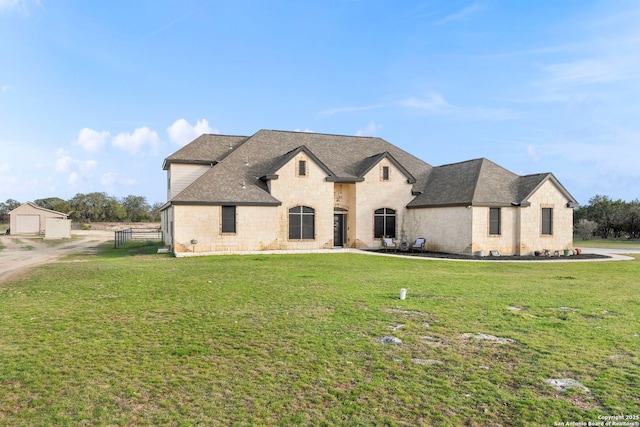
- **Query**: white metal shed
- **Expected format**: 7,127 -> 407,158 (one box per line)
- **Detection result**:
9,202 -> 69,235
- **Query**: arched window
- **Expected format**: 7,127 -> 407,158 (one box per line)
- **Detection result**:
374,208 -> 396,238
289,206 -> 315,240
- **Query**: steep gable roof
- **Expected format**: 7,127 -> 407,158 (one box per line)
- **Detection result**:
518,173 -> 579,207
354,151 -> 417,183
266,145 -> 336,179
166,130 -> 432,205
407,158 -> 578,208
162,134 -> 248,170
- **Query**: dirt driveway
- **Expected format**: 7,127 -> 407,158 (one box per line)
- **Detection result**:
0,230 -> 114,283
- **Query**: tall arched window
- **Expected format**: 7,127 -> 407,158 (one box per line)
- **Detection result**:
289,206 -> 315,240
374,208 -> 396,238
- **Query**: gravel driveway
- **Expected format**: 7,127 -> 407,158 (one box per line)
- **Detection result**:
0,230 -> 113,283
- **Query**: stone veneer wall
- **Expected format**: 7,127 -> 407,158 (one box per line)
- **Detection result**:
268,152 -> 336,250
172,204 -> 277,253
353,159 -> 417,249
408,207 -> 473,253
518,180 -> 574,255
471,206 -> 519,255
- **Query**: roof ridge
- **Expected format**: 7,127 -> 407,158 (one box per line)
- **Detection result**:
259,129 -> 379,139
469,158 -> 486,203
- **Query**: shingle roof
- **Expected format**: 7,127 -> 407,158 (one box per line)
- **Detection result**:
167,130 -> 432,205
407,158 -> 578,208
163,130 -> 577,208
163,134 -> 248,170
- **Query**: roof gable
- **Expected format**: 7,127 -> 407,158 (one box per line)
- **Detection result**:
518,173 -> 578,207
266,145 -> 336,179
166,129 -> 432,205
162,134 -> 248,170
10,202 -> 69,217
355,151 -> 417,183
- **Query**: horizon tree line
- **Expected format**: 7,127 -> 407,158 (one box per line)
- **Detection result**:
0,193 -> 163,224
2,193 -> 639,239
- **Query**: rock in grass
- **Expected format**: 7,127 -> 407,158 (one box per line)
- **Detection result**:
462,333 -> 518,345
380,336 -> 402,345
411,358 -> 442,365
386,324 -> 405,330
545,378 -> 590,393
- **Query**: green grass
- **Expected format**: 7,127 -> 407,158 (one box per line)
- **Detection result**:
1,243 -> 639,426
574,236 -> 640,248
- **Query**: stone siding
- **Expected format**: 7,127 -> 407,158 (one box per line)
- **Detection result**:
172,205 -> 277,253
408,207 -> 473,253
518,180 -> 574,255
471,206 -> 519,255
353,159 -> 415,249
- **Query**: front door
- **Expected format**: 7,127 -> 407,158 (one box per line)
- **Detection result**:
333,214 -> 346,247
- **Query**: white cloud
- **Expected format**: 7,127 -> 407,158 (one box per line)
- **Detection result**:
68,171 -> 81,185
77,128 -> 110,153
112,126 -> 161,155
0,0 -> 40,13
62,154 -> 97,186
527,145 -> 544,163
167,118 -> 217,146
355,121 -> 381,137
0,162 -> 10,173
434,2 -> 484,25
101,172 -> 136,188
399,94 -> 519,121
55,149 -> 97,174
1,85 -> 13,93
399,94 -> 452,112
0,0 -> 22,9
540,58 -> 637,87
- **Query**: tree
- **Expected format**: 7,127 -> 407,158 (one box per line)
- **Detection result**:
69,192 -> 126,223
0,199 -> 21,223
33,197 -> 71,214
121,195 -> 151,222
574,219 -> 598,240
575,195 -> 640,240
149,202 -> 164,222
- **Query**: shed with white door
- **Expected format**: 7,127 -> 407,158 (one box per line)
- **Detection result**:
9,202 -> 69,235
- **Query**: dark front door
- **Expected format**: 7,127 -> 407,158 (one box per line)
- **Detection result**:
333,214 -> 346,247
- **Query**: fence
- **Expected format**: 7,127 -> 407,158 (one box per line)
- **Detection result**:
114,228 -> 162,248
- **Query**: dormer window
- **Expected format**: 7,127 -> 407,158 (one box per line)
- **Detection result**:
382,166 -> 390,181
298,160 -> 307,177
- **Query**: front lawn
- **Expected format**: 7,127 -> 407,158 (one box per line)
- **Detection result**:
574,236 -> 640,248
1,243 -> 638,426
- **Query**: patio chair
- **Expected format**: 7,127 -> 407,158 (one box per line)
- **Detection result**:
411,237 -> 426,253
381,237 -> 397,252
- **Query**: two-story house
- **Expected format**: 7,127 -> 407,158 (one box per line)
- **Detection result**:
160,129 -> 577,256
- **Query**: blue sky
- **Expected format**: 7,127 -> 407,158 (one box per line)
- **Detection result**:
1,0 -> 639,205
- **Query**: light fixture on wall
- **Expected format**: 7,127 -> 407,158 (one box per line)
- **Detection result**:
241,180 -> 246,189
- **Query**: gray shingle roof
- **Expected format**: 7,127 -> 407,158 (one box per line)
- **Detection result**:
167,130 -> 432,205
163,130 -> 577,207
407,158 -> 578,208
163,134 -> 248,170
